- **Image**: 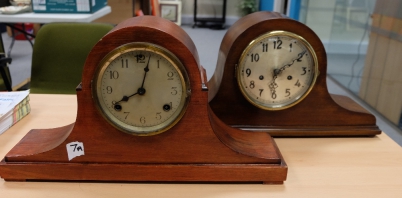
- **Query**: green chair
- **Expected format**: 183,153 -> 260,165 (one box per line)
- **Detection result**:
30,23 -> 114,94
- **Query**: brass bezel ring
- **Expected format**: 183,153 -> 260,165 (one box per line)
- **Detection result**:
237,30 -> 319,111
92,42 -> 191,136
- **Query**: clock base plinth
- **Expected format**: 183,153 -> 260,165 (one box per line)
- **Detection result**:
232,94 -> 381,137
0,162 -> 287,184
0,111 -> 287,184
234,94 -> 382,137
235,125 -> 380,137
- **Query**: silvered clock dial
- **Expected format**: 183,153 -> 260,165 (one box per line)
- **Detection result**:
237,30 -> 319,110
92,42 -> 190,136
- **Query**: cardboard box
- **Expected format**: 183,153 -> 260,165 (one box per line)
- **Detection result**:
94,0 -> 134,25
32,0 -> 107,13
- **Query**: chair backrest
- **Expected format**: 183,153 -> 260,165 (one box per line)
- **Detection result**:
30,22 -> 113,94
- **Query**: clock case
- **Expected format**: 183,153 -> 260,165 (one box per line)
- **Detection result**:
208,11 -> 380,137
0,16 -> 287,184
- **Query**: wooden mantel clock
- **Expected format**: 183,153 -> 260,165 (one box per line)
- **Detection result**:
0,16 -> 287,184
208,11 -> 380,137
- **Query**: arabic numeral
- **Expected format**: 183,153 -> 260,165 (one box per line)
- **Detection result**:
109,71 -> 119,79
121,59 -> 128,68
156,112 -> 162,120
301,67 -> 307,75
171,87 -> 178,95
140,116 -> 146,124
262,43 -> 268,52
249,81 -> 255,89
274,39 -> 282,49
167,71 -> 174,80
124,112 -> 130,119
285,89 -> 291,97
295,80 -> 301,87
251,53 -> 259,62
106,86 -> 113,94
246,68 -> 251,77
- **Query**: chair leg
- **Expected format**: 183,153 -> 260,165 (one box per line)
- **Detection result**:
7,31 -> 15,58
0,64 -> 12,91
21,24 -> 34,47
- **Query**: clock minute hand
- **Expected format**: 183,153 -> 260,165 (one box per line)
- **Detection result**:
139,55 -> 151,92
275,51 -> 306,75
268,51 -> 306,99
120,55 -> 151,101
113,55 -> 152,111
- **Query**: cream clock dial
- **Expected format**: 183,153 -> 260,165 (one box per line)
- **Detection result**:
93,42 -> 190,135
237,31 -> 319,110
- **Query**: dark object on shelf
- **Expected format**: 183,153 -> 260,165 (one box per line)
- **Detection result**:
132,0 -> 150,15
193,0 -> 227,29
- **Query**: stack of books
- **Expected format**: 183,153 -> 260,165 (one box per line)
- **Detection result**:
0,90 -> 30,135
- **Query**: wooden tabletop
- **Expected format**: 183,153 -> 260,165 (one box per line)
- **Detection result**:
1,94 -> 402,197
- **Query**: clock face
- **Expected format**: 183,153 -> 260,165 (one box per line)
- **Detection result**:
92,42 -> 190,135
237,31 -> 319,110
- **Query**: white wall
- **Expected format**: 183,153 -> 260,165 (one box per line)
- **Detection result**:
303,0 -> 336,42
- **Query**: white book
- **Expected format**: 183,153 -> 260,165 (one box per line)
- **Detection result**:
0,90 -> 30,135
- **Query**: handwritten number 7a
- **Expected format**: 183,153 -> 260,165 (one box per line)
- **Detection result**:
70,144 -> 83,152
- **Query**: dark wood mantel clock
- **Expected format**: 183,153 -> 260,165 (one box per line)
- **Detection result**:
208,11 -> 380,137
0,16 -> 287,184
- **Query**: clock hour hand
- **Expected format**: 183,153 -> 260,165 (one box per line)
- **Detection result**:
275,51 -> 306,75
112,90 -> 137,111
116,91 -> 139,104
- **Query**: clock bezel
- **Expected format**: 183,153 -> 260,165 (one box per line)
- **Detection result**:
92,42 -> 191,136
236,30 -> 319,111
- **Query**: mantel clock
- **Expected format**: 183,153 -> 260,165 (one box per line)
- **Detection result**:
0,16 -> 287,184
208,12 -> 380,137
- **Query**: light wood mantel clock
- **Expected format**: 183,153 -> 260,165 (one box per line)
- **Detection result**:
0,16 -> 287,184
208,11 -> 380,137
